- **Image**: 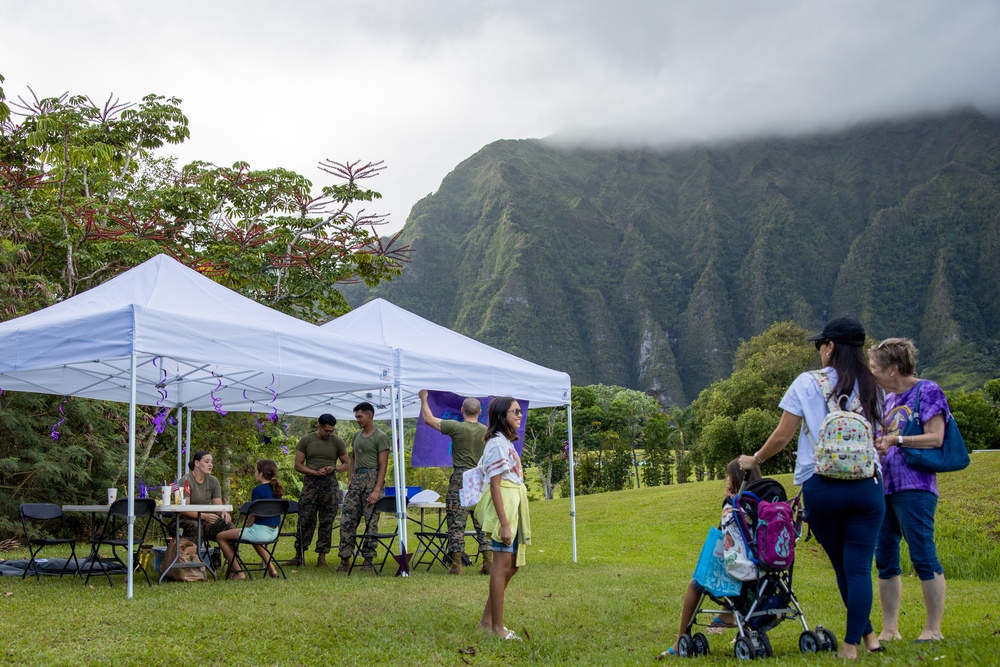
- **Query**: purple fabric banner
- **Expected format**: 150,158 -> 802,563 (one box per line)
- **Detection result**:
411,390 -> 528,468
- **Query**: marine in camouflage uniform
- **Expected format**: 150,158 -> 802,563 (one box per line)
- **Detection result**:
419,389 -> 492,574
291,415 -> 349,567
337,402 -> 391,571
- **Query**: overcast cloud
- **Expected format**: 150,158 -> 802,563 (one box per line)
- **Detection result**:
3,0 -> 998,232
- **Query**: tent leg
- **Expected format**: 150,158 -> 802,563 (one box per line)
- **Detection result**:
567,400 -> 577,564
127,351 -> 137,598
389,384 -> 406,561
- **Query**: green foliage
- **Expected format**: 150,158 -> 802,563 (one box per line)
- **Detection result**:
947,386 -> 1000,450
689,322 -> 816,471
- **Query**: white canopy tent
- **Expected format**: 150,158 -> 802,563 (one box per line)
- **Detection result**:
317,298 -> 578,562
0,254 -> 397,597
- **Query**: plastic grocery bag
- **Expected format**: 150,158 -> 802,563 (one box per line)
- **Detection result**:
692,526 -> 742,598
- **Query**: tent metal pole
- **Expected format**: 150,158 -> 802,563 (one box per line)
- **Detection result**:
185,406 -> 192,473
126,350 -> 137,598
388,383 -> 405,557
567,399 -> 578,563
396,386 -> 410,549
176,405 -> 184,484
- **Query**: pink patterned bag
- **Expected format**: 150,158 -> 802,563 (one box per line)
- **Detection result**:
460,466 -> 485,508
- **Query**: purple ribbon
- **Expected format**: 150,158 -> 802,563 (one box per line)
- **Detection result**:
210,371 -> 227,415
51,400 -> 66,440
266,374 -> 279,422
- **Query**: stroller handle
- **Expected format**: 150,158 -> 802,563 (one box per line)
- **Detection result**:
737,468 -> 755,495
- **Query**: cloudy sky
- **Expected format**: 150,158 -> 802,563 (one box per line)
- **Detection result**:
3,0 -> 999,233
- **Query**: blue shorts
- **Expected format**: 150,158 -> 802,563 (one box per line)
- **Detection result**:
875,489 -> 944,581
241,523 -> 279,543
490,532 -> 520,553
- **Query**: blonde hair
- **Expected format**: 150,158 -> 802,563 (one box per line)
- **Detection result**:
870,338 -> 918,377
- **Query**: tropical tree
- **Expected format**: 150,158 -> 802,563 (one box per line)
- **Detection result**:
522,407 -> 568,500
0,78 -> 410,533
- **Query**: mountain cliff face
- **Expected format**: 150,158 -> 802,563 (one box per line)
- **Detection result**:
351,110 -> 1000,403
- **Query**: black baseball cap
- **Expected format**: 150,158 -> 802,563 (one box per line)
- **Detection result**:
807,316 -> 866,347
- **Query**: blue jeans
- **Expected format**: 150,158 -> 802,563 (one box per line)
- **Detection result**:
490,531 -> 520,553
875,490 -> 944,581
803,474 -> 885,646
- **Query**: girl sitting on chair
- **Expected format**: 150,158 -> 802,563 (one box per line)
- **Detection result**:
217,459 -> 284,579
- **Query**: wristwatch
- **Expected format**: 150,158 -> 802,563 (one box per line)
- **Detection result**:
897,435 -> 904,445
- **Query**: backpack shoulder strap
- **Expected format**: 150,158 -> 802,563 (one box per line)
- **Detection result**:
809,370 -> 838,412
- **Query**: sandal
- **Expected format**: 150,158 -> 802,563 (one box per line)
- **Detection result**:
503,629 -> 522,641
228,571 -> 246,580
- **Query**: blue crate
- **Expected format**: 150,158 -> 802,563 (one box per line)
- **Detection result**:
384,486 -> 422,499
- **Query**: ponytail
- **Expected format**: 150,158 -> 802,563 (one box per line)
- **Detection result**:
257,459 -> 285,498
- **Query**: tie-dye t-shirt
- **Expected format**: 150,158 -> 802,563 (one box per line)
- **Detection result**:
880,380 -> 950,496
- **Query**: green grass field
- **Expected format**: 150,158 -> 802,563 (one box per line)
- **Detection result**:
1,453 -> 998,666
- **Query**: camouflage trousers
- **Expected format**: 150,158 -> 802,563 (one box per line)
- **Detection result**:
338,469 -> 381,560
447,468 -> 490,556
295,474 -> 339,555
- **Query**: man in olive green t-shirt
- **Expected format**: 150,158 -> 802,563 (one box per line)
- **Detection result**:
336,402 -> 391,572
288,414 -> 350,567
419,389 -> 491,575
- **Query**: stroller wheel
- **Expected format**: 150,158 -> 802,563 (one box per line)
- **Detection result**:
799,629 -> 821,653
691,632 -> 710,656
677,634 -> 694,658
757,633 -> 773,658
816,626 -> 838,652
734,636 -> 756,661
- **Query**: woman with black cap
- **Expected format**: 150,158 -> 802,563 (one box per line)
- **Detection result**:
738,316 -> 884,660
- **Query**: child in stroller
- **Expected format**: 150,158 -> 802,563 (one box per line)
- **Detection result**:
660,458 -> 759,657
662,461 -> 839,660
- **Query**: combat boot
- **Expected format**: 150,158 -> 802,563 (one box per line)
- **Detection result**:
284,552 -> 304,567
479,550 -> 493,575
336,557 -> 351,572
316,553 -> 328,568
448,556 -> 464,575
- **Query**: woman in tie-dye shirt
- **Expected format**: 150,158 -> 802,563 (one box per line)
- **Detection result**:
869,338 -> 949,643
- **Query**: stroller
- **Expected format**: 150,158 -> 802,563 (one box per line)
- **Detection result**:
676,475 -> 838,660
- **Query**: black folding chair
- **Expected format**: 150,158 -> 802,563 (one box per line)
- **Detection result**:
224,498 -> 290,580
277,499 -> 299,554
84,498 -> 158,587
18,503 -> 81,580
348,495 -> 404,576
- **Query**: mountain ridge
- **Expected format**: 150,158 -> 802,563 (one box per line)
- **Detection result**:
348,109 -> 1000,403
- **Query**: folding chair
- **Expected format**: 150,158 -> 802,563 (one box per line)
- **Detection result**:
224,498 -> 290,580
414,527 -> 449,571
278,499 -> 299,555
348,496 -> 404,576
84,498 -> 158,587
18,503 -> 81,581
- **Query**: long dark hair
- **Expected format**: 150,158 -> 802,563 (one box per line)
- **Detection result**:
257,459 -> 284,498
483,396 -> 519,443
829,343 -> 883,431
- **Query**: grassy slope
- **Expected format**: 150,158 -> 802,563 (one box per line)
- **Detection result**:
1,453 -> 997,666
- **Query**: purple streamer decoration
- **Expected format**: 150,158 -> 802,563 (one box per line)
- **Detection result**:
51,400 -> 66,440
136,476 -> 148,499
265,373 -> 279,422
210,372 -> 227,415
